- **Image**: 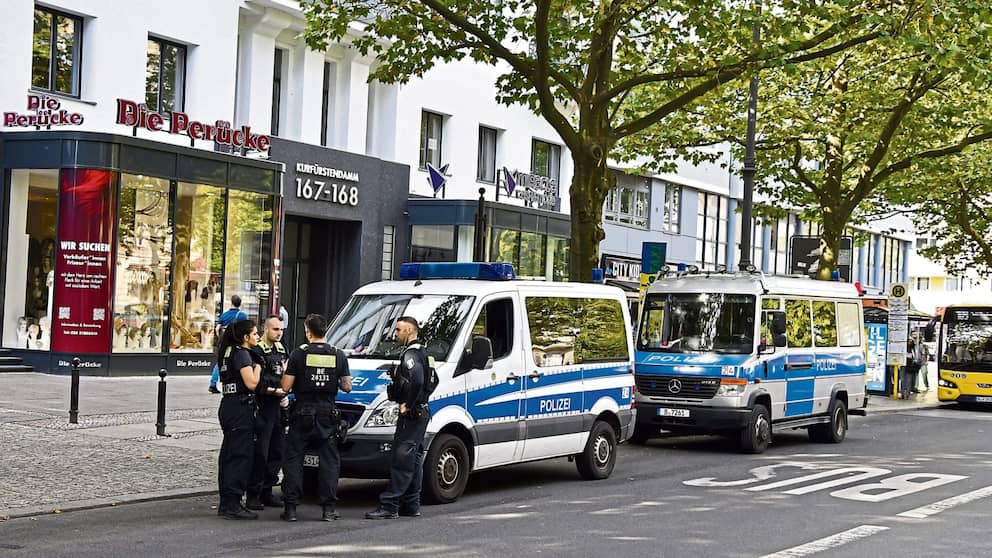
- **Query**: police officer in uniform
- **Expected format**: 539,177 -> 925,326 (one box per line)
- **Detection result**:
216,319 -> 263,520
366,316 -> 431,519
280,314 -> 351,522
245,315 -> 289,510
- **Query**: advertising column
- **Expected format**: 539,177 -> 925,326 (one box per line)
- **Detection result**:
51,169 -> 117,372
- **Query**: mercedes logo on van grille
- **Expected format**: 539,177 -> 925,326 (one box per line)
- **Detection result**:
668,379 -> 682,393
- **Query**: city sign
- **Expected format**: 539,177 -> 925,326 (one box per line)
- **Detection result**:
115,99 -> 270,152
3,94 -> 84,129
293,162 -> 360,207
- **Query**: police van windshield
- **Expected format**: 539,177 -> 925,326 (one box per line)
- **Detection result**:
637,293 -> 756,354
326,294 -> 475,361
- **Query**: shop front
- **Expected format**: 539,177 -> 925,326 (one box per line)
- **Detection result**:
266,138 -> 409,348
407,197 -> 570,281
0,131 -> 282,375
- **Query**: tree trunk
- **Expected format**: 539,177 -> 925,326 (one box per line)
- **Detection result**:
815,207 -> 852,281
567,154 -> 612,281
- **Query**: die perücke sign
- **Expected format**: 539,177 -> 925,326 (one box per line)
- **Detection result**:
116,98 -> 270,152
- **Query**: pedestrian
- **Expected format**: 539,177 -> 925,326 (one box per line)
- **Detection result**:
209,295 -> 249,393
246,315 -> 289,511
901,338 -> 921,399
216,318 -> 262,520
366,317 -> 432,520
280,314 -> 352,522
914,333 -> 931,392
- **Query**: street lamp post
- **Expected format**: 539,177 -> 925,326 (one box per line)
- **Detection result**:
739,12 -> 760,271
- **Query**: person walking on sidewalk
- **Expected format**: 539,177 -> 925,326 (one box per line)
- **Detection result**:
209,295 -> 249,393
216,319 -> 263,520
913,333 -> 931,392
280,314 -> 351,522
901,338 -> 922,399
245,315 -> 289,511
366,317 -> 432,520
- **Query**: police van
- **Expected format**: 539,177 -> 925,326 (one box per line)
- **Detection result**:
314,262 -> 635,503
632,270 -> 867,453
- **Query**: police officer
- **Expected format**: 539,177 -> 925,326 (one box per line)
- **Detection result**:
366,316 -> 431,520
245,315 -> 289,510
280,314 -> 351,522
216,319 -> 262,520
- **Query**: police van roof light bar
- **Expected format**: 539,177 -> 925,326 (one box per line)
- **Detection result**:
399,262 -> 517,281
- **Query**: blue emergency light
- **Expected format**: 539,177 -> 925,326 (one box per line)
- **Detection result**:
399,262 -> 516,281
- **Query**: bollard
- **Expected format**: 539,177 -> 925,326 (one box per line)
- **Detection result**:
155,368 -> 170,437
69,357 -> 81,424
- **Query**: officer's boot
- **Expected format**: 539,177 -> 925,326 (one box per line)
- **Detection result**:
321,505 -> 339,521
245,493 -> 265,511
281,504 -> 298,522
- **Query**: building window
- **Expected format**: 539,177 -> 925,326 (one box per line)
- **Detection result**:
531,139 -> 561,184
477,126 -> 498,183
411,225 -> 455,262
662,183 -> 681,234
915,277 -> 930,290
946,277 -> 959,291
696,192 -> 725,269
320,61 -> 334,146
32,7 -> 82,96
145,37 -> 186,113
419,111 -> 443,169
381,225 -> 394,280
271,48 -> 284,136
604,179 -> 649,229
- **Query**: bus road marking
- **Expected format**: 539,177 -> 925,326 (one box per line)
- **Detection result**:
897,485 -> 992,519
760,525 -> 889,558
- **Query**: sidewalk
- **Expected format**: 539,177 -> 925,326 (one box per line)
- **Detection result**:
865,361 -> 944,414
0,372 -> 221,520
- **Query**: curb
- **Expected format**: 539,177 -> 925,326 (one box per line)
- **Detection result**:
0,485 -> 216,521
863,402 -> 946,415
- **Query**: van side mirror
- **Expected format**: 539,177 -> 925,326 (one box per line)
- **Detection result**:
771,311 -> 787,336
456,336 -> 494,375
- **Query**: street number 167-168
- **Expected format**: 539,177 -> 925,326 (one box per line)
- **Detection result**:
296,178 -> 359,206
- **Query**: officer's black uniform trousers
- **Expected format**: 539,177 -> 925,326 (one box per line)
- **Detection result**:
248,396 -> 284,498
218,395 -> 256,510
282,398 -> 340,506
379,410 -> 430,512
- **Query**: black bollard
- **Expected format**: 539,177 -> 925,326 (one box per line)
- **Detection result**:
155,368 -> 169,437
69,357 -> 81,424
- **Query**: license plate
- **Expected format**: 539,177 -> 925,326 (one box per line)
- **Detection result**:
657,408 -> 690,418
303,454 -> 319,467
976,396 -> 992,403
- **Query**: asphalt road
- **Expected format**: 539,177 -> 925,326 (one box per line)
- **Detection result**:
2,405 -> 991,558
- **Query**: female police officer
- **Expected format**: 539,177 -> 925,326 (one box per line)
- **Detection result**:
216,319 -> 263,520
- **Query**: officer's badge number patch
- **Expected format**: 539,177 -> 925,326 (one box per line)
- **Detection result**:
306,354 -> 337,368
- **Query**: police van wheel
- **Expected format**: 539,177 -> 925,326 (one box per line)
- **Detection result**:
739,404 -> 771,454
576,421 -> 617,480
809,398 -> 847,443
423,433 -> 470,504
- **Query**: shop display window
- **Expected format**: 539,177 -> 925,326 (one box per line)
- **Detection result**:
112,175 -> 172,353
518,231 -> 546,278
548,236 -> 569,281
490,228 -> 519,270
224,190 -> 274,324
2,170 -> 58,350
411,225 -> 455,262
170,182 -> 226,352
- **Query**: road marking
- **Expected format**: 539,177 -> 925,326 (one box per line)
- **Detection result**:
897,485 -> 992,519
760,525 -> 889,558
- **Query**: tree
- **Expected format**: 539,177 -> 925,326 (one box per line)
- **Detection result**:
303,0 -> 893,280
895,144 -> 992,277
701,1 -> 992,280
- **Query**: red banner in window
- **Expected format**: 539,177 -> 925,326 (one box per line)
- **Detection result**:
51,169 -> 117,354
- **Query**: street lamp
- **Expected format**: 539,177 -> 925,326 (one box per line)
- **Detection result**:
738,8 -> 760,271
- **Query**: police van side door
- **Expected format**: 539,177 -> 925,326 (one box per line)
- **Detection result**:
520,294 -> 586,461
784,298 -> 816,417
462,294 -> 526,468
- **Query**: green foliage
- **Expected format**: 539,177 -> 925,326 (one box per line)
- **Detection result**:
304,0 -> 904,280
812,300 -> 837,347
785,298 -> 811,348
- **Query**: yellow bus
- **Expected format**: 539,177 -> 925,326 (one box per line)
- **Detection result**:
937,305 -> 992,405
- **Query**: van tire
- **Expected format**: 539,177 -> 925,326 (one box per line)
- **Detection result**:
739,404 -> 771,454
809,398 -> 847,443
422,433 -> 470,504
576,420 -> 617,480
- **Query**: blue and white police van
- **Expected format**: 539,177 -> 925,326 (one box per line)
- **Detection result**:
313,262 -> 635,503
632,270 -> 867,453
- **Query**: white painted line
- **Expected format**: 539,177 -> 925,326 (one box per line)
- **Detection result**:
897,485 -> 992,519
760,525 -> 889,558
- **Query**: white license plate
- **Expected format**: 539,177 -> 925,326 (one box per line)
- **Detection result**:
303,454 -> 319,467
657,408 -> 690,418
975,396 -> 992,403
